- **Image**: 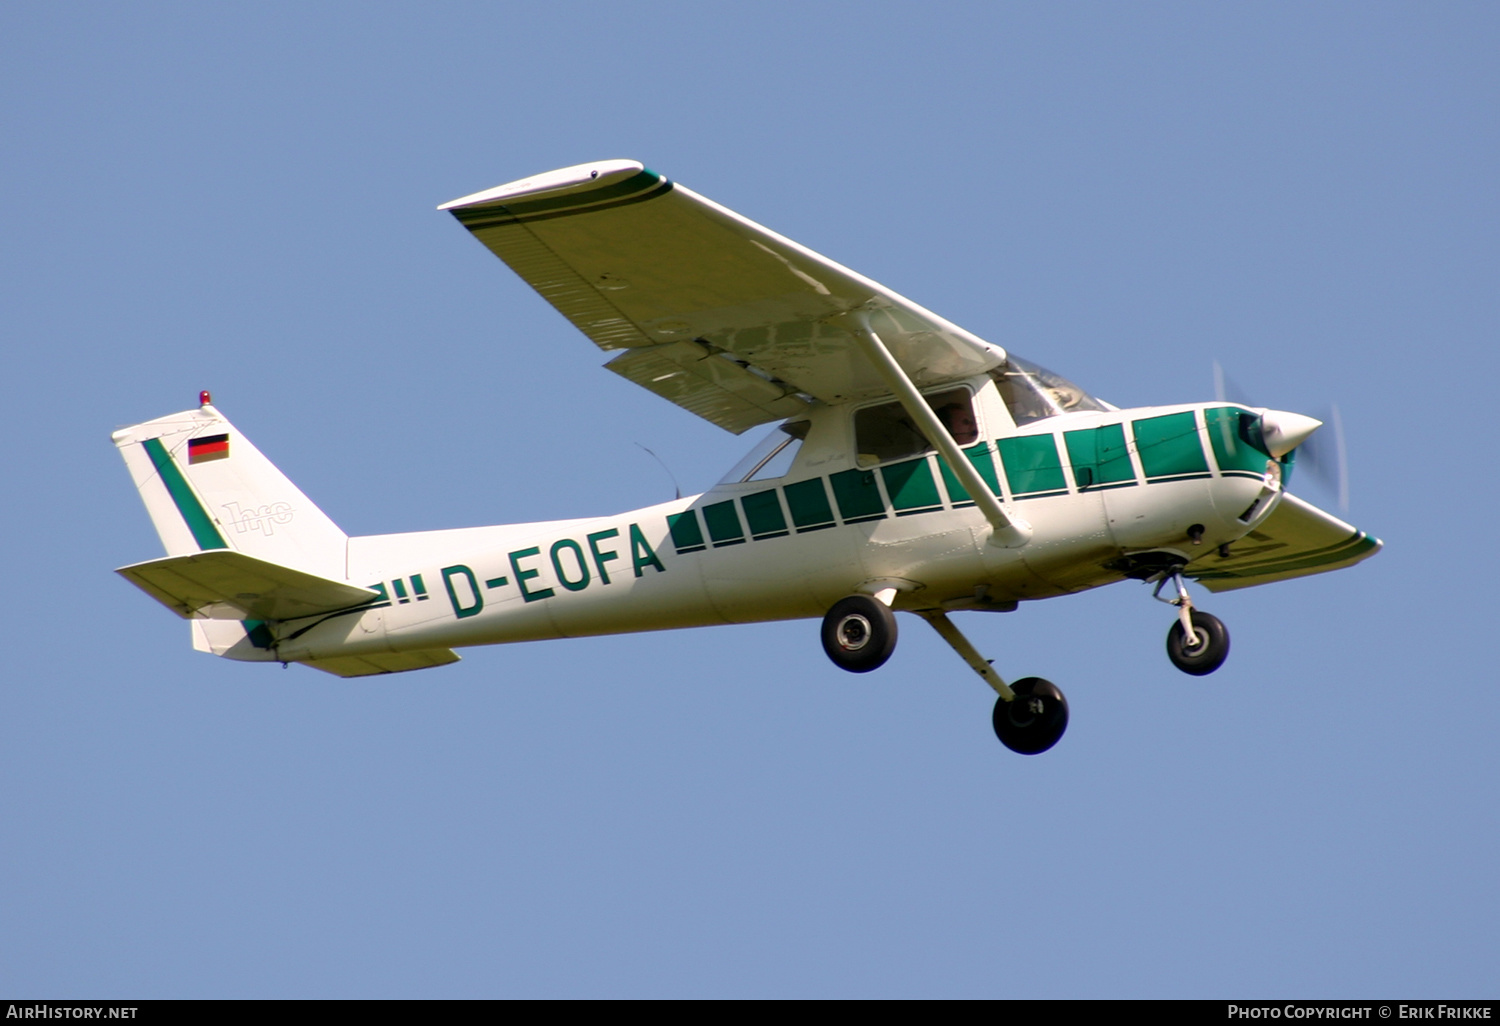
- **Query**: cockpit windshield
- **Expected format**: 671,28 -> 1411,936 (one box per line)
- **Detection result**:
991,354 -> 1107,425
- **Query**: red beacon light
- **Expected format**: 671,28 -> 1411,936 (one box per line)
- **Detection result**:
199,390 -> 212,407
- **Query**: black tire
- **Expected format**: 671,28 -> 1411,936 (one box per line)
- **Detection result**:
821,595 -> 897,673
1166,610 -> 1230,676
992,677 -> 1069,755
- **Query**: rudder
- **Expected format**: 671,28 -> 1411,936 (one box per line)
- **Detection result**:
113,398 -> 347,582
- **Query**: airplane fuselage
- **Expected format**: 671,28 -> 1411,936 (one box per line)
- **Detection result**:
246,395 -> 1283,667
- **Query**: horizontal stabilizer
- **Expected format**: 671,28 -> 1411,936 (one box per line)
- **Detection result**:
117,550 -> 378,621
1187,493 -> 1382,593
300,648 -> 462,677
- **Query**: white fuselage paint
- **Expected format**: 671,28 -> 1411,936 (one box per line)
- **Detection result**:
269,389 -> 1282,666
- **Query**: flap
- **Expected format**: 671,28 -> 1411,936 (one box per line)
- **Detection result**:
604,339 -> 811,434
1187,493 -> 1382,593
442,160 -> 1005,433
117,549 -> 379,621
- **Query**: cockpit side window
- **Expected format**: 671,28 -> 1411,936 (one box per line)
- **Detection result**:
991,355 -> 1107,426
854,388 -> 974,467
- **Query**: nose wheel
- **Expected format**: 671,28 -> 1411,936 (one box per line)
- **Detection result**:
1154,571 -> 1230,675
1166,610 -> 1230,675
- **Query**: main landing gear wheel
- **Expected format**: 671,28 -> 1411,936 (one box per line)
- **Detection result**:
821,595 -> 897,673
992,677 -> 1069,755
1166,610 -> 1230,676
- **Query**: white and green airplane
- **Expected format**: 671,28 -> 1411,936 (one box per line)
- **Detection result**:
113,160 -> 1381,754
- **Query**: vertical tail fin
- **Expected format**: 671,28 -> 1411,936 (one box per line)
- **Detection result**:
112,400 -> 348,581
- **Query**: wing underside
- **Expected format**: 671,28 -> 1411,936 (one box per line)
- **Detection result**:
441,160 -> 1004,433
1186,493 -> 1382,592
300,649 -> 462,678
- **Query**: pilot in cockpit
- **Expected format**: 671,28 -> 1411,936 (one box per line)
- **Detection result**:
937,401 -> 980,446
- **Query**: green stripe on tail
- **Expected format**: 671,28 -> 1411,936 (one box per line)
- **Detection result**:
142,438 -> 228,550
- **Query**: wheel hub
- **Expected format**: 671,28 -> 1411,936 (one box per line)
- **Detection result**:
820,595 -> 897,673
837,615 -> 872,651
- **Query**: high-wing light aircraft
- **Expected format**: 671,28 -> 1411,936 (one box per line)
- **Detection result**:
113,160 -> 1381,754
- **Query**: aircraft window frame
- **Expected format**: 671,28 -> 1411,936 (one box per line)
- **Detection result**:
990,355 -> 1107,426
721,420 -> 811,485
853,387 -> 976,468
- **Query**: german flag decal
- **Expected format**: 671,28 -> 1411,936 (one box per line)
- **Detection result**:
188,433 -> 230,464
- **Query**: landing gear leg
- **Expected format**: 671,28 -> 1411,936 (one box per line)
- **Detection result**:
1154,572 -> 1230,675
919,611 -> 1068,755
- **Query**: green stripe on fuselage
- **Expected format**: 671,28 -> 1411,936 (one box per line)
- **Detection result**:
936,442 -> 1001,506
1065,423 -> 1136,490
829,469 -> 887,523
1204,406 -> 1271,476
1134,412 -> 1210,479
998,434 -> 1067,496
783,477 -> 835,531
667,415 -> 1291,560
142,437 -> 228,550
741,489 -> 789,539
668,510 -> 707,553
881,456 -> 942,514
703,500 -> 746,546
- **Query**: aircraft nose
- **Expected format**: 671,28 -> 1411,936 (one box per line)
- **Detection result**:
1259,410 -> 1323,458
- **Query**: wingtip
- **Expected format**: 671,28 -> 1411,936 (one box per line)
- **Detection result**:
438,159 -> 646,211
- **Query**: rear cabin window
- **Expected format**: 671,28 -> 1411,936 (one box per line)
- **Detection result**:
854,388 -> 975,467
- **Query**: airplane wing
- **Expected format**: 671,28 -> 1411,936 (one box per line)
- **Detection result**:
441,160 -> 1005,433
1185,493 -> 1383,592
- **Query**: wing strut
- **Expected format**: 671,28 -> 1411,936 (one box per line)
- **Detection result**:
842,311 -> 1032,548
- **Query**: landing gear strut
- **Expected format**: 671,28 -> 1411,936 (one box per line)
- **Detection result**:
1154,571 -> 1230,675
821,594 -> 1069,754
919,610 -> 1068,755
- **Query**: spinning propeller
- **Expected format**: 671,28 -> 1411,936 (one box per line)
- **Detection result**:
1214,361 -> 1351,513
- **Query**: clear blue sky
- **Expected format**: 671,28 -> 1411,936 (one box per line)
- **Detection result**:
2,1 -> 1496,998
